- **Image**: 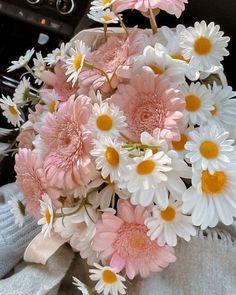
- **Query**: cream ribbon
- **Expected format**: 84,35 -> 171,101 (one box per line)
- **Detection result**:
24,232 -> 68,265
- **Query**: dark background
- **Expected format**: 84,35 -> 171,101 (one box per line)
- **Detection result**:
0,0 -> 235,186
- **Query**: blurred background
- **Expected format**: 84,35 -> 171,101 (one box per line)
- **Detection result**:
0,0 -> 235,186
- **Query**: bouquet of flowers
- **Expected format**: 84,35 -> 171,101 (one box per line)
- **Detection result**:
1,0 -> 236,294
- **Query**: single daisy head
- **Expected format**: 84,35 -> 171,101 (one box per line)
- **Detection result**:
38,193 -> 54,238
40,89 -> 59,114
0,95 -> 23,127
90,0 -> 116,10
181,82 -> 213,125
13,77 -> 30,104
180,21 -> 230,73
7,48 -> 35,72
44,42 -> 70,66
33,52 -> 46,85
87,9 -> 119,25
183,164 -> 236,229
145,195 -> 196,247
89,263 -> 127,295
185,124 -> 234,174
89,101 -> 127,138
8,196 -> 26,227
65,40 -> 90,86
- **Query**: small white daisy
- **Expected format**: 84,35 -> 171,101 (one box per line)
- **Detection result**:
8,196 -> 26,227
89,263 -> 126,295
0,95 -> 23,127
185,124 -> 234,174
44,42 -> 70,66
90,137 -> 128,183
40,89 -> 59,113
90,0 -> 116,10
131,43 -> 187,85
89,102 -> 127,138
13,77 -> 30,104
181,82 -> 213,125
183,164 -> 236,229
65,40 -> 90,86
72,277 -> 91,295
88,9 -> 119,25
208,83 -> 236,130
38,193 -> 54,238
171,125 -> 194,160
180,21 -> 230,73
145,196 -> 196,246
7,48 -> 35,72
33,52 -> 46,85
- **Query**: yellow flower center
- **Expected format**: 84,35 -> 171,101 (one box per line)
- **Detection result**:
103,0 -> 112,4
211,105 -> 218,116
148,64 -> 164,75
137,160 -> 156,175
8,105 -> 18,115
105,147 -> 119,167
102,15 -> 113,22
200,140 -> 219,159
49,100 -> 56,113
129,233 -> 146,250
172,134 -> 188,151
185,95 -> 202,112
201,170 -> 227,195
171,53 -> 189,63
45,209 -> 52,224
102,270 -> 118,284
73,53 -> 83,71
194,37 -> 212,55
96,114 -> 113,131
160,207 -> 176,222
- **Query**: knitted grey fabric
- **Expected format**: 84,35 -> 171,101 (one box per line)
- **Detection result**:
0,184 -> 40,279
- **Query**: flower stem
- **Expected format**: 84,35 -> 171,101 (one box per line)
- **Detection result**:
116,13 -> 129,35
148,8 -> 158,34
84,62 -> 112,90
103,23 -> 108,42
122,143 -> 159,151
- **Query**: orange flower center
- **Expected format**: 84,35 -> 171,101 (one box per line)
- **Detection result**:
102,270 -> 118,284
73,53 -> 83,71
102,15 -> 113,22
200,140 -> 219,159
172,134 -> 188,151
211,105 -> 218,116
185,95 -> 202,112
194,37 -> 212,55
171,53 -> 189,63
49,100 -> 56,113
8,105 -> 18,115
161,207 -> 176,222
201,170 -> 227,195
148,64 -> 164,75
137,160 -> 156,175
105,147 -> 119,167
96,114 -> 113,131
45,209 -> 52,224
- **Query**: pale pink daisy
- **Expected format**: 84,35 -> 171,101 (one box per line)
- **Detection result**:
111,71 -> 185,142
93,200 -> 176,279
79,28 -> 147,93
15,148 -> 60,219
40,96 -> 96,190
41,61 -> 78,102
113,0 -> 188,18
16,128 -> 36,149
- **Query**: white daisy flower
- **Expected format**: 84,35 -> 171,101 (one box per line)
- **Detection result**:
7,48 -> 35,72
72,277 -> 91,295
180,21 -> 230,73
40,89 -> 59,113
89,263 -> 126,295
145,196 -> 196,246
161,25 -> 200,81
65,40 -> 90,86
33,52 -> 46,85
8,196 -> 26,227
171,125 -> 194,160
0,95 -> 23,127
183,164 -> 236,229
88,9 -> 119,24
90,0 -> 116,10
38,193 -> 54,238
208,83 -> 236,130
44,42 -> 70,65
131,43 -> 187,85
13,77 -> 30,104
90,137 -> 128,183
185,124 -> 234,174
89,102 -> 127,138
181,82 -> 213,125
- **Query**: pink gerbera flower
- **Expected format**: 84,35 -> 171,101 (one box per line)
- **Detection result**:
15,148 -> 61,219
40,95 -> 95,190
79,28 -> 147,92
41,61 -> 78,102
113,0 -> 188,18
111,71 -> 185,142
93,200 -> 176,279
